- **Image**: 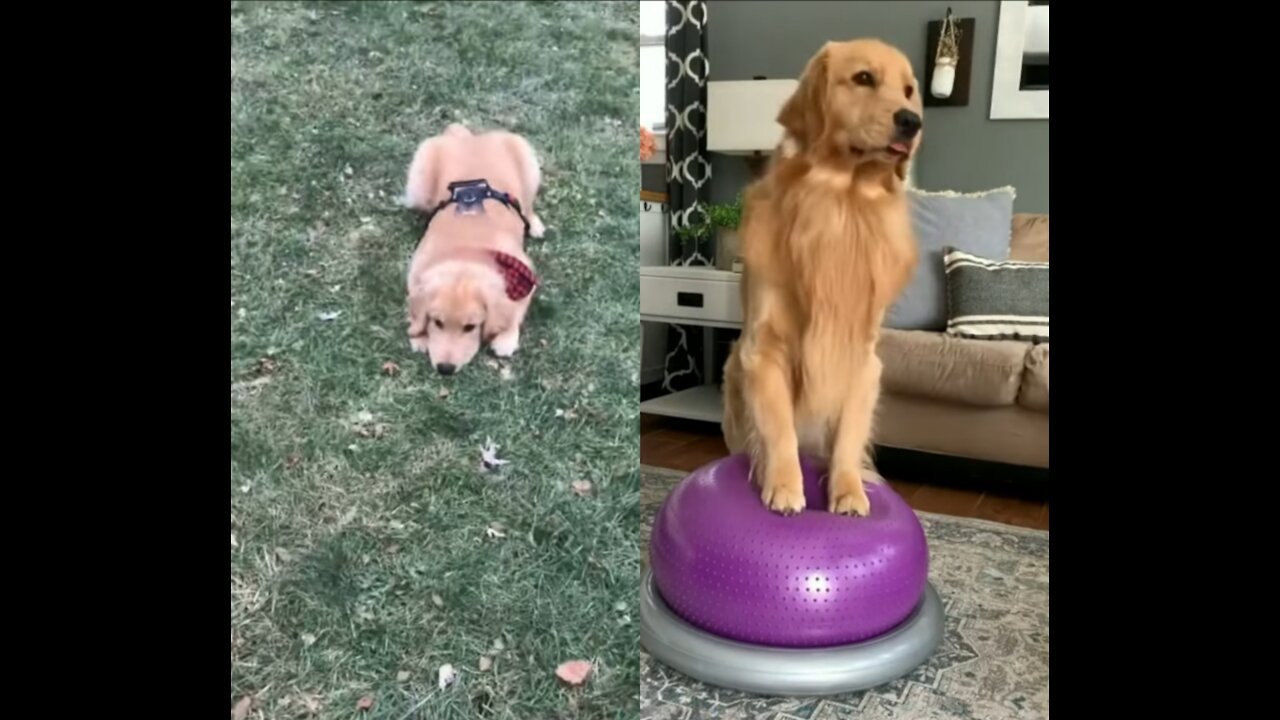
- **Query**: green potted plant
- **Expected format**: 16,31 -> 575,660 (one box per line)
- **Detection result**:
706,195 -> 744,272
671,195 -> 745,272
672,222 -> 713,259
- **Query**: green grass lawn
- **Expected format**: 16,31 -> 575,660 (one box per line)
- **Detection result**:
230,2 -> 640,718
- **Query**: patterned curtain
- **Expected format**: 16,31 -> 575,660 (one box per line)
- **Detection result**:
662,0 -> 712,393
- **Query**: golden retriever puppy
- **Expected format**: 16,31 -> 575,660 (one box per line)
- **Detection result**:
722,39 -> 922,516
403,124 -> 545,375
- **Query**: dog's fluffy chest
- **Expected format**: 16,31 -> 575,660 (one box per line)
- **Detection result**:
785,182 -> 911,321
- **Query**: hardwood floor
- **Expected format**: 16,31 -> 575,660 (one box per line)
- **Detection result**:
640,413 -> 1049,531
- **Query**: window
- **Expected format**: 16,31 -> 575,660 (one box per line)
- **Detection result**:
640,1 -> 666,131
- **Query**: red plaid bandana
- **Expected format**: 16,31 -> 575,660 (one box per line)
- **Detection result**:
492,252 -> 539,300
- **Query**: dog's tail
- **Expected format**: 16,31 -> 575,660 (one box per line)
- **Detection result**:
403,125 -> 477,211
403,137 -> 439,211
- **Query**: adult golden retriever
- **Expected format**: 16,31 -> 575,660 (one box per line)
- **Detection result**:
722,39 -> 922,516
403,124 -> 545,375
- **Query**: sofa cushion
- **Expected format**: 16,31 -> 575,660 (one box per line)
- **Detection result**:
944,247 -> 1050,344
1018,343 -> 1049,412
879,329 -> 1027,407
885,187 -> 1016,332
1010,213 -> 1049,262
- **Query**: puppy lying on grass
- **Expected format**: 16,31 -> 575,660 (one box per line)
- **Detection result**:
403,124 -> 545,376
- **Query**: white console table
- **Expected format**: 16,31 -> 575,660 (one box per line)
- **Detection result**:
639,265 -> 743,423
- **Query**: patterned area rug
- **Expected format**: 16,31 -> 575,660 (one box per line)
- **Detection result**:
640,465 -> 1049,720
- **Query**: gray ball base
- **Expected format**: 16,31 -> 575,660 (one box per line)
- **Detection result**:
640,570 -> 944,697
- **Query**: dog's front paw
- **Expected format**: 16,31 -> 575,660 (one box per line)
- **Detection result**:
761,462 -> 806,516
490,329 -> 520,358
409,335 -> 429,354
828,469 -> 871,516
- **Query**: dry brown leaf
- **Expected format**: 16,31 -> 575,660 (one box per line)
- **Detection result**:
480,437 -> 509,470
438,663 -> 458,689
256,356 -> 279,375
231,376 -> 272,395
396,670 -> 410,682
555,659 -> 594,686
491,637 -> 506,652
300,632 -> 317,647
431,593 -> 444,607
296,693 -> 323,716
386,543 -> 401,555
351,412 -> 390,439
231,695 -> 253,720
285,452 -> 303,470
571,480 -> 593,497
381,361 -> 401,376
479,655 -> 493,672
356,695 -> 375,711
438,386 -> 451,399
539,338 -> 549,348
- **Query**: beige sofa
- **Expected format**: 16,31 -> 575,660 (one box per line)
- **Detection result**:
874,214 -> 1049,469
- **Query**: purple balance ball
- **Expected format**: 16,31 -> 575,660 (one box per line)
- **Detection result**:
650,454 -> 930,648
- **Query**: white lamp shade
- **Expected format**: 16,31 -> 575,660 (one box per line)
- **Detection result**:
707,79 -> 799,154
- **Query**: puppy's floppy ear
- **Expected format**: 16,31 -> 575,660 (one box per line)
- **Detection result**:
777,43 -> 832,148
406,288 -> 431,337
479,277 -> 515,343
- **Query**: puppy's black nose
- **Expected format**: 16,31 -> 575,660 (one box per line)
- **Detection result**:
893,109 -> 922,138
436,363 -> 457,376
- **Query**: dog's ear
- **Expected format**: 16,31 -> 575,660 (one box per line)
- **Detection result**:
407,287 -> 432,338
479,279 -> 515,343
777,43 -> 832,148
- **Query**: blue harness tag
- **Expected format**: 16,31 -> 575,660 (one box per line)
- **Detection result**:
450,179 -> 490,215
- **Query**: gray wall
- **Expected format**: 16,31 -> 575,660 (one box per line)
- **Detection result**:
707,0 -> 1048,213
642,164 -> 665,193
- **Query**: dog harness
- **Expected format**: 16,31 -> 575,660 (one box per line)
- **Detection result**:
422,178 -> 533,239
417,179 -> 541,301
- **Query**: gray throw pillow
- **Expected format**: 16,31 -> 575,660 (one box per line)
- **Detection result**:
944,247 -> 1049,343
885,187 -> 1016,331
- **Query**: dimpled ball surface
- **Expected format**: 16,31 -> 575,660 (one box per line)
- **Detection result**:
649,455 -> 929,648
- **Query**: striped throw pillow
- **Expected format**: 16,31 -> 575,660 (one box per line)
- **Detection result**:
943,247 -> 1049,343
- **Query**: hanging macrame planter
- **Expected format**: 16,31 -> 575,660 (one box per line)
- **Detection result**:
931,8 -> 962,99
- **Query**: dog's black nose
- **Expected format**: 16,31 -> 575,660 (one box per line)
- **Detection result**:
436,363 -> 457,376
893,109 -> 922,138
